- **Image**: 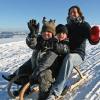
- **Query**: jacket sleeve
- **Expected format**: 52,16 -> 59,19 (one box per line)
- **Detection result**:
26,33 -> 37,49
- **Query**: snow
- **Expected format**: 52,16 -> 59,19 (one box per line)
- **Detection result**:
0,35 -> 27,44
0,40 -> 100,100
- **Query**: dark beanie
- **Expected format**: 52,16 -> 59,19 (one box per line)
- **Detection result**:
41,18 -> 56,35
56,24 -> 68,34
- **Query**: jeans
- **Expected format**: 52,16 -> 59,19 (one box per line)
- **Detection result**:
50,53 -> 83,96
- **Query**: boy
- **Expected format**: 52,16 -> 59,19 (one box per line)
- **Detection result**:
38,24 -> 69,100
3,17 -> 59,97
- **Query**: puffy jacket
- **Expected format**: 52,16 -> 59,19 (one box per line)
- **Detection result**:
26,34 -> 69,79
66,21 -> 91,60
26,34 -> 69,55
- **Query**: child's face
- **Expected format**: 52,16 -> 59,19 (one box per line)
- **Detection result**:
42,31 -> 53,40
56,32 -> 67,41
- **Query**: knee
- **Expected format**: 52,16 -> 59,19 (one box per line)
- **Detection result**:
39,69 -> 54,84
38,69 -> 55,92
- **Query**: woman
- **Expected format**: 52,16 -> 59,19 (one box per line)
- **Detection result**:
46,5 -> 99,100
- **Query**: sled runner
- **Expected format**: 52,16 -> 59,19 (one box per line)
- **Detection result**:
3,66 -> 87,100
56,66 -> 88,100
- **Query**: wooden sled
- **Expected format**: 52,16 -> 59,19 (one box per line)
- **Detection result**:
69,66 -> 87,91
7,66 -> 87,100
7,74 -> 31,99
19,82 -> 39,100
56,66 -> 88,100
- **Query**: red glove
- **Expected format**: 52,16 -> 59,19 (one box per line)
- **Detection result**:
90,26 -> 100,45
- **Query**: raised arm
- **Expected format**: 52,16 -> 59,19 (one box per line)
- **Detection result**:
26,19 -> 40,49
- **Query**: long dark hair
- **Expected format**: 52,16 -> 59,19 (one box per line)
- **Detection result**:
68,5 -> 83,17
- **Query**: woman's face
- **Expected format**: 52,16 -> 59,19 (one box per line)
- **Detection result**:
69,8 -> 80,19
42,31 -> 53,40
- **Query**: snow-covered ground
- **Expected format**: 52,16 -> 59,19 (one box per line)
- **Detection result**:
0,35 -> 27,44
0,40 -> 100,100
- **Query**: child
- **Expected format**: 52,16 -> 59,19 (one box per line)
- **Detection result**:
51,24 -> 69,79
3,17 -> 58,97
38,24 -> 69,100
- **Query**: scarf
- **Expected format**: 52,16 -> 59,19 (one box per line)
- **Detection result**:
67,16 -> 84,24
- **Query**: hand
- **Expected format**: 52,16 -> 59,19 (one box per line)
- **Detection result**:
90,26 -> 100,45
47,38 -> 58,50
28,19 -> 39,35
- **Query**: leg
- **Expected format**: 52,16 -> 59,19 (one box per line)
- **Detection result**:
5,50 -> 38,83
5,58 -> 33,98
32,51 -> 58,80
13,58 -> 33,85
38,69 -> 54,100
16,58 -> 32,76
35,51 -> 57,100
2,58 -> 32,83
47,53 -> 83,99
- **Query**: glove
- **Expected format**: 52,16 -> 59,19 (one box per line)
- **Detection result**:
27,19 -> 39,36
47,38 -> 58,50
89,26 -> 100,45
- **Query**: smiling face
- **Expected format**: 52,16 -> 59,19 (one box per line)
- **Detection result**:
69,8 -> 80,19
56,32 -> 68,41
42,31 -> 53,40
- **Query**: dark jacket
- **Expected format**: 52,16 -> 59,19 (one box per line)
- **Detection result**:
26,34 -> 69,55
50,39 -> 69,78
66,21 -> 91,60
54,39 -> 69,55
26,34 -> 69,78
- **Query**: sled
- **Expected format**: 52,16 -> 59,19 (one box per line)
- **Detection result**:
7,66 -> 87,100
68,66 -> 87,91
56,66 -> 88,100
5,74 -> 39,100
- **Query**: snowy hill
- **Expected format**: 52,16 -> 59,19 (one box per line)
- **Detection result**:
0,40 -> 100,100
0,32 -> 14,38
0,31 -> 27,37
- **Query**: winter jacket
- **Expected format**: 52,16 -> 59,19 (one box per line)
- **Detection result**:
26,34 -> 69,55
66,21 -> 91,60
26,34 -> 69,79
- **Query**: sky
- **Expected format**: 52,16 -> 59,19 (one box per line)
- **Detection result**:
0,0 -> 100,32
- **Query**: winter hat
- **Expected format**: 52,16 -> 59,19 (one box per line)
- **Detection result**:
41,17 -> 56,35
56,24 -> 68,34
